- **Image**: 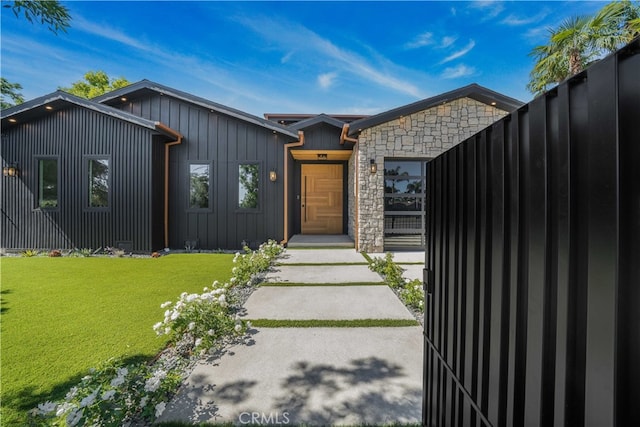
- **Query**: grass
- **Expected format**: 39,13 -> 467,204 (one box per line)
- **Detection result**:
0,254 -> 234,425
248,319 -> 420,328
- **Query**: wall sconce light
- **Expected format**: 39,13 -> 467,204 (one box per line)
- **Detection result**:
269,170 -> 277,182
369,159 -> 377,174
3,162 -> 19,177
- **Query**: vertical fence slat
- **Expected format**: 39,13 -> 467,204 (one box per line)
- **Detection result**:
616,45 -> 640,425
487,120 -> 506,426
552,82 -> 571,427
583,49 -> 618,427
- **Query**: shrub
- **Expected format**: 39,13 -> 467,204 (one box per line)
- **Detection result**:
399,279 -> 425,311
231,239 -> 284,288
153,283 -> 248,353
71,248 -> 93,257
368,252 -> 405,288
112,248 -> 126,258
368,252 -> 424,313
31,357 -> 183,426
21,249 -> 39,257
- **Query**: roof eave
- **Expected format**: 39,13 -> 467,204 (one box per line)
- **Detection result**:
95,80 -> 299,139
1,91 -> 164,132
290,114 -> 346,130
348,84 -> 524,136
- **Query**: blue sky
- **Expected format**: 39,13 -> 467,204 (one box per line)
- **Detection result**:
1,1 -> 606,116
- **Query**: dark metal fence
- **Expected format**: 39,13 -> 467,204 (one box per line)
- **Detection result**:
423,39 -> 639,426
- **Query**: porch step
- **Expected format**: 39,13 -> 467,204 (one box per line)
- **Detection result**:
286,234 -> 355,248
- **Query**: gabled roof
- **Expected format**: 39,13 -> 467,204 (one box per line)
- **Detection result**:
94,80 -> 299,139
264,113 -> 367,126
290,113 -> 347,130
1,91 -> 175,137
348,83 -> 524,136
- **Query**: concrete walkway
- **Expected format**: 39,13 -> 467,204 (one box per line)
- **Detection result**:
158,249 -> 424,426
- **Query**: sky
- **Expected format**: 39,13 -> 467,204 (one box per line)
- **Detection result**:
1,1 -> 607,117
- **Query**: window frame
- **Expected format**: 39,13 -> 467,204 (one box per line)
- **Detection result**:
35,156 -> 60,211
186,161 -> 213,212
383,158 -> 430,247
236,161 -> 262,212
84,155 -> 111,212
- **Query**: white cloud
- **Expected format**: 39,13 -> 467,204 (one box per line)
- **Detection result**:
440,40 -> 476,64
281,51 -> 295,64
318,72 -> 337,89
469,0 -> 505,20
501,11 -> 549,26
524,25 -> 551,42
72,15 -> 151,52
441,36 -> 458,49
405,32 -> 433,49
406,32 -> 457,50
441,64 -> 476,79
0,35 -> 89,96
69,13 -> 308,113
234,15 -> 424,98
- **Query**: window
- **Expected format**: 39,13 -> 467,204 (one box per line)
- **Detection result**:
189,164 -> 210,209
38,158 -> 58,208
384,159 -> 429,249
238,164 -> 259,209
88,158 -> 109,208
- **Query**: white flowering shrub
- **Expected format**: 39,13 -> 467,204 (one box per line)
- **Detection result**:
153,283 -> 247,353
368,253 -> 424,313
30,358 -> 181,426
400,278 -> 425,311
231,239 -> 284,287
368,252 -> 405,288
30,240 -> 284,426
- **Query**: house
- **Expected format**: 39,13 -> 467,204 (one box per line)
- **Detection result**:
0,81 -> 522,252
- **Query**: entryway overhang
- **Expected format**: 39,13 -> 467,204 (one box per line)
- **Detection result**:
290,149 -> 353,161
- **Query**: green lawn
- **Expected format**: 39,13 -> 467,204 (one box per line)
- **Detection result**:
0,254 -> 233,425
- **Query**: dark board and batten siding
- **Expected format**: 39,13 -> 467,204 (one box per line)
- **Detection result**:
1,107 -> 162,251
423,40 -> 639,426
297,122 -> 350,151
118,93 -> 289,250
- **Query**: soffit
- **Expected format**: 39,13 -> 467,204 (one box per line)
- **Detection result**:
290,149 -> 353,161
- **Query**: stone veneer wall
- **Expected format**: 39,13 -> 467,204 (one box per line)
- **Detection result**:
352,97 -> 509,252
347,152 -> 356,240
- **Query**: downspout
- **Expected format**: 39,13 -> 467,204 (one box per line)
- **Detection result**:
281,130 -> 305,246
341,123 -> 360,250
354,143 -> 359,251
155,123 -> 183,249
340,123 -> 359,145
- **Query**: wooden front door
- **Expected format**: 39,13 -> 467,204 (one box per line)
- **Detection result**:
301,164 -> 343,234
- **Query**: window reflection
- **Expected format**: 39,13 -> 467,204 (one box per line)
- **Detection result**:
189,164 -> 210,209
39,159 -> 58,208
89,158 -> 109,208
238,164 -> 259,209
